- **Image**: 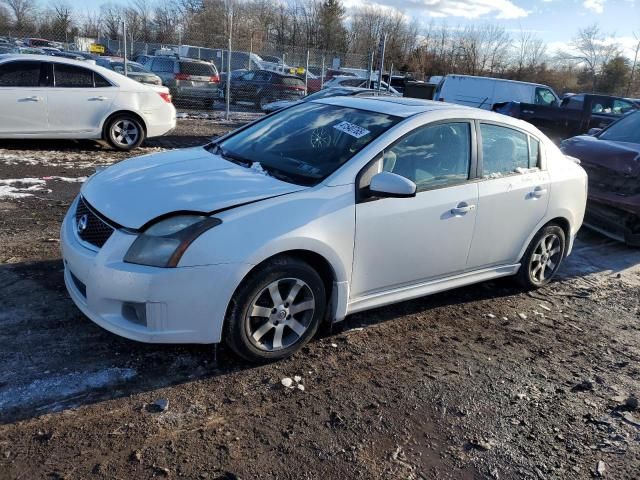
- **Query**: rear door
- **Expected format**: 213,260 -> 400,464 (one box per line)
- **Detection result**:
467,122 -> 550,269
47,63 -> 116,134
0,60 -> 49,134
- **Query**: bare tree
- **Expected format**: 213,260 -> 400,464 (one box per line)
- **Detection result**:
627,32 -> 640,96
2,0 -> 37,31
564,23 -> 621,91
101,3 -> 123,40
513,29 -> 547,79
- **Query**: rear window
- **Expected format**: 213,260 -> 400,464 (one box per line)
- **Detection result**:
281,77 -> 304,87
179,62 -> 215,77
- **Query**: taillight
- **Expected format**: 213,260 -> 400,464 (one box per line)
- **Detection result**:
158,92 -> 172,103
210,75 -> 220,83
175,73 -> 190,81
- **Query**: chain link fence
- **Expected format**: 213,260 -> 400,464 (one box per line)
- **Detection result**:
1,26 -> 423,120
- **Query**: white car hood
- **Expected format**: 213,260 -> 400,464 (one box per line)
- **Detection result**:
81,147 -> 306,229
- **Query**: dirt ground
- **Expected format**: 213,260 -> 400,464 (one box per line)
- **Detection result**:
0,117 -> 639,480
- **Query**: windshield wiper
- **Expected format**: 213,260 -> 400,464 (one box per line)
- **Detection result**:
206,143 -> 252,168
259,163 -> 315,186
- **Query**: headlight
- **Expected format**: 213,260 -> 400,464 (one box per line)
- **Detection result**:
124,215 -> 221,267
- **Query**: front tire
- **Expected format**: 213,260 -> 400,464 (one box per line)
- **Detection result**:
516,224 -> 566,289
223,256 -> 326,363
104,115 -> 145,151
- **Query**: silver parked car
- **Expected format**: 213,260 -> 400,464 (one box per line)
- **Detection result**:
96,57 -> 163,86
140,55 -> 220,107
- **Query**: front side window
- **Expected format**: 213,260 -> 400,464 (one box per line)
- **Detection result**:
382,122 -> 471,190
599,112 -> 640,144
481,124 -> 531,177
212,102 -> 400,185
54,64 -> 94,88
535,87 -> 557,106
0,61 -> 42,87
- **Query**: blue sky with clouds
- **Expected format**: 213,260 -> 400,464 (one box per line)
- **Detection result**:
64,0 -> 638,53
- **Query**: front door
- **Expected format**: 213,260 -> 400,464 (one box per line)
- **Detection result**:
467,123 -> 550,269
0,60 -> 49,134
351,121 -> 479,298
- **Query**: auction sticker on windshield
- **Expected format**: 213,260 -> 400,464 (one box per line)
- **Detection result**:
333,121 -> 370,139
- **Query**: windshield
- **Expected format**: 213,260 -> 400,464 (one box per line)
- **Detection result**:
599,112 -> 640,144
212,102 -> 401,185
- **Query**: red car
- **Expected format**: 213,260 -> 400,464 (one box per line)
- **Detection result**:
560,111 -> 640,246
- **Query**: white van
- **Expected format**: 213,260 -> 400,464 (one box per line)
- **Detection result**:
433,74 -> 559,110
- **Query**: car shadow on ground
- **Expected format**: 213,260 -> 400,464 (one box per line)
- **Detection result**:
0,229 -> 636,425
0,258 -> 524,425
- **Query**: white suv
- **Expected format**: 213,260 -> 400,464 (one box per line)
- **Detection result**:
0,54 -> 176,150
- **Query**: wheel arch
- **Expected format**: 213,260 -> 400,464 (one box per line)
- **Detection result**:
223,249 -> 343,330
101,110 -> 148,139
518,214 -> 574,263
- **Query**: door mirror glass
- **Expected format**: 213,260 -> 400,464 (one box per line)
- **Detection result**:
588,127 -> 602,136
369,171 -> 416,198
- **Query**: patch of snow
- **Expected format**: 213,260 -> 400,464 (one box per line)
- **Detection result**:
0,367 -> 137,411
0,178 -> 49,199
42,176 -> 88,183
251,162 -> 268,175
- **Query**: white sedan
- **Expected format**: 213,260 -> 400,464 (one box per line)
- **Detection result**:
61,97 -> 587,362
0,54 -> 176,150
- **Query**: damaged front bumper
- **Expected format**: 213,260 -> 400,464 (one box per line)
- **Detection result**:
584,193 -> 640,247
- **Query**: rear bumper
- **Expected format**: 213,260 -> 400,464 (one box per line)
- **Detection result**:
144,103 -> 176,138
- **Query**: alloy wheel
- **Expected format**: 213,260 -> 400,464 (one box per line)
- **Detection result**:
529,233 -> 562,284
111,119 -> 140,147
246,278 -> 316,352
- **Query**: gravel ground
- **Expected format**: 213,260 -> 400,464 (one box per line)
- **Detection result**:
0,118 -> 639,480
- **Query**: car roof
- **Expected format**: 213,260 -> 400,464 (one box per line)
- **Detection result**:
444,74 -> 552,89
0,53 -> 93,67
313,96 -> 537,128
313,96 -> 473,117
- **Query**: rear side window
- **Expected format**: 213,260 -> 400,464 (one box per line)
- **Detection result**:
151,58 -> 174,73
54,64 -> 94,88
94,73 -> 111,87
480,124 -> 530,177
0,61 -> 42,87
179,62 -> 215,77
281,77 -> 303,87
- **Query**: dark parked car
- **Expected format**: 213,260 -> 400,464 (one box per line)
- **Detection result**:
260,86 -> 397,113
224,69 -> 305,109
140,55 -> 220,107
495,93 -> 639,140
96,57 -> 162,86
560,111 -> 640,246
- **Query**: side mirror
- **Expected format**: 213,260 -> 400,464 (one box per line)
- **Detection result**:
369,171 -> 416,198
587,128 -> 602,136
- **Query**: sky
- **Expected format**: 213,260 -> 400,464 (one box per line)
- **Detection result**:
64,0 -> 639,56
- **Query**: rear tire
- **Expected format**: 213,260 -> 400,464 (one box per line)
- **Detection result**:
104,114 -> 145,151
516,224 -> 566,289
223,256 -> 326,363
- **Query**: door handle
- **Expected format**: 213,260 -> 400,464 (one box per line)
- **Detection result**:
531,186 -> 547,199
89,96 -> 108,101
22,96 -> 43,102
451,202 -> 476,216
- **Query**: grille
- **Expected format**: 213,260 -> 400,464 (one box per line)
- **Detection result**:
75,197 -> 115,248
